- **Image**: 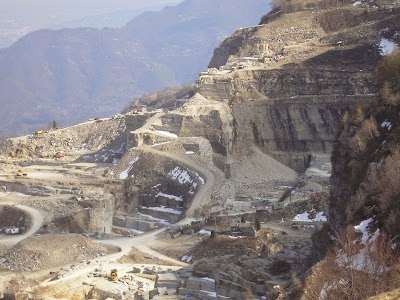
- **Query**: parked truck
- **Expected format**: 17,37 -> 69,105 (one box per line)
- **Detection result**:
272,202 -> 285,211
109,269 -> 118,282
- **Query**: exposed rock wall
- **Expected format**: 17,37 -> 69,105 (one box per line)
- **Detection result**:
0,118 -> 126,159
159,94 -> 234,156
54,195 -> 115,234
115,150 -> 202,222
191,6 -> 400,171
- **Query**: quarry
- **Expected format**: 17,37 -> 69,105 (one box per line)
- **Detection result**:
0,2 -> 399,300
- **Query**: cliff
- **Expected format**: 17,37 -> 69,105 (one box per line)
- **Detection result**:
191,6 -> 400,172
302,48 -> 400,300
330,49 -> 400,235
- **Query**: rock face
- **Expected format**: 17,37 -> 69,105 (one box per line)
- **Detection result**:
190,6 -> 400,171
54,195 -> 115,234
0,117 -> 126,162
115,149 -> 202,222
0,0 -> 271,138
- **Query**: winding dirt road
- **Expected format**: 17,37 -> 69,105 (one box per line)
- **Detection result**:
0,201 -> 44,245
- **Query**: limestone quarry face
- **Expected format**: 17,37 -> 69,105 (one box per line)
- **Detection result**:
196,6 -> 400,171
0,4 -> 399,300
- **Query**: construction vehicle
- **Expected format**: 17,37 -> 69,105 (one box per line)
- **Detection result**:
109,269 -> 118,282
16,169 -> 27,177
272,202 -> 284,211
34,129 -> 46,135
55,151 -> 65,158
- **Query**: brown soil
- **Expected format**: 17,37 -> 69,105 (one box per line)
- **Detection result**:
150,233 -> 205,260
0,205 -> 29,228
118,248 -> 179,266
0,234 -> 119,271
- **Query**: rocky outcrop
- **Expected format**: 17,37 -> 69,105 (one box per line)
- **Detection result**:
0,117 -> 126,162
51,195 -> 115,234
115,149 -> 203,222
191,6 -> 400,171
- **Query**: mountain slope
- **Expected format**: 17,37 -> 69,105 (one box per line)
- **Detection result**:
0,0 -> 270,138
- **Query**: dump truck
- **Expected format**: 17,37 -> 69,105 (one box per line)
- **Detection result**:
55,151 -> 65,158
109,269 -> 118,282
34,129 -> 46,135
16,169 -> 27,177
272,202 -> 285,211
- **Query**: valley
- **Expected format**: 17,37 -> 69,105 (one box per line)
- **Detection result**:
0,1 -> 399,299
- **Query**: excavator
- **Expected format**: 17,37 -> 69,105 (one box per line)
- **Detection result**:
109,269 -> 118,282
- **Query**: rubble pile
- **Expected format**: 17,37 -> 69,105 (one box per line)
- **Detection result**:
0,234 -> 113,271
0,118 -> 125,160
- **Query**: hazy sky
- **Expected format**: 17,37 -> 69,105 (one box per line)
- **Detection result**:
0,0 -> 183,47
0,0 -> 183,22
0,0 -> 183,14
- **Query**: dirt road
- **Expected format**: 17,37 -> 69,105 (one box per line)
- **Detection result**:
0,201 -> 44,245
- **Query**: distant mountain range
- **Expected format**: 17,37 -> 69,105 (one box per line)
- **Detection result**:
0,0 -> 270,138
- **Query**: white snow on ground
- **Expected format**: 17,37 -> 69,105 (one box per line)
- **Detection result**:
293,210 -> 327,222
353,0 -> 362,5
334,218 -> 386,273
137,212 -> 170,224
379,38 -> 397,55
197,174 -> 205,184
202,277 -> 215,283
381,120 -> 393,130
336,248 -> 388,273
354,218 -> 380,243
169,167 -> 204,195
185,151 -> 195,155
201,291 -> 217,297
181,254 -> 192,263
354,218 -> 373,243
319,282 -> 336,300
198,229 -> 211,236
142,206 -> 182,215
188,182 -> 198,195
152,141 -> 171,147
119,156 -> 140,179
169,167 -> 193,184
155,130 -> 178,138
155,192 -> 183,202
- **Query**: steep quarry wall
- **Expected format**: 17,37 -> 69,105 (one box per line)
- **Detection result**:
113,149 -> 203,223
54,195 -> 115,234
190,7 -> 400,171
196,68 -> 376,170
158,94 -> 234,156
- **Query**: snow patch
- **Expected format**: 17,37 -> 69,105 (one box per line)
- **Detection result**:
198,229 -> 211,236
152,141 -> 171,147
379,38 -> 397,56
354,218 -> 380,243
352,0 -> 362,5
137,212 -> 170,224
293,210 -> 327,222
155,130 -> 178,138
185,151 -> 195,155
142,206 -> 182,215
155,192 -> 183,202
119,156 -> 140,179
169,167 -> 193,184
381,120 -> 393,130
200,291 -> 217,297
181,254 -> 192,263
